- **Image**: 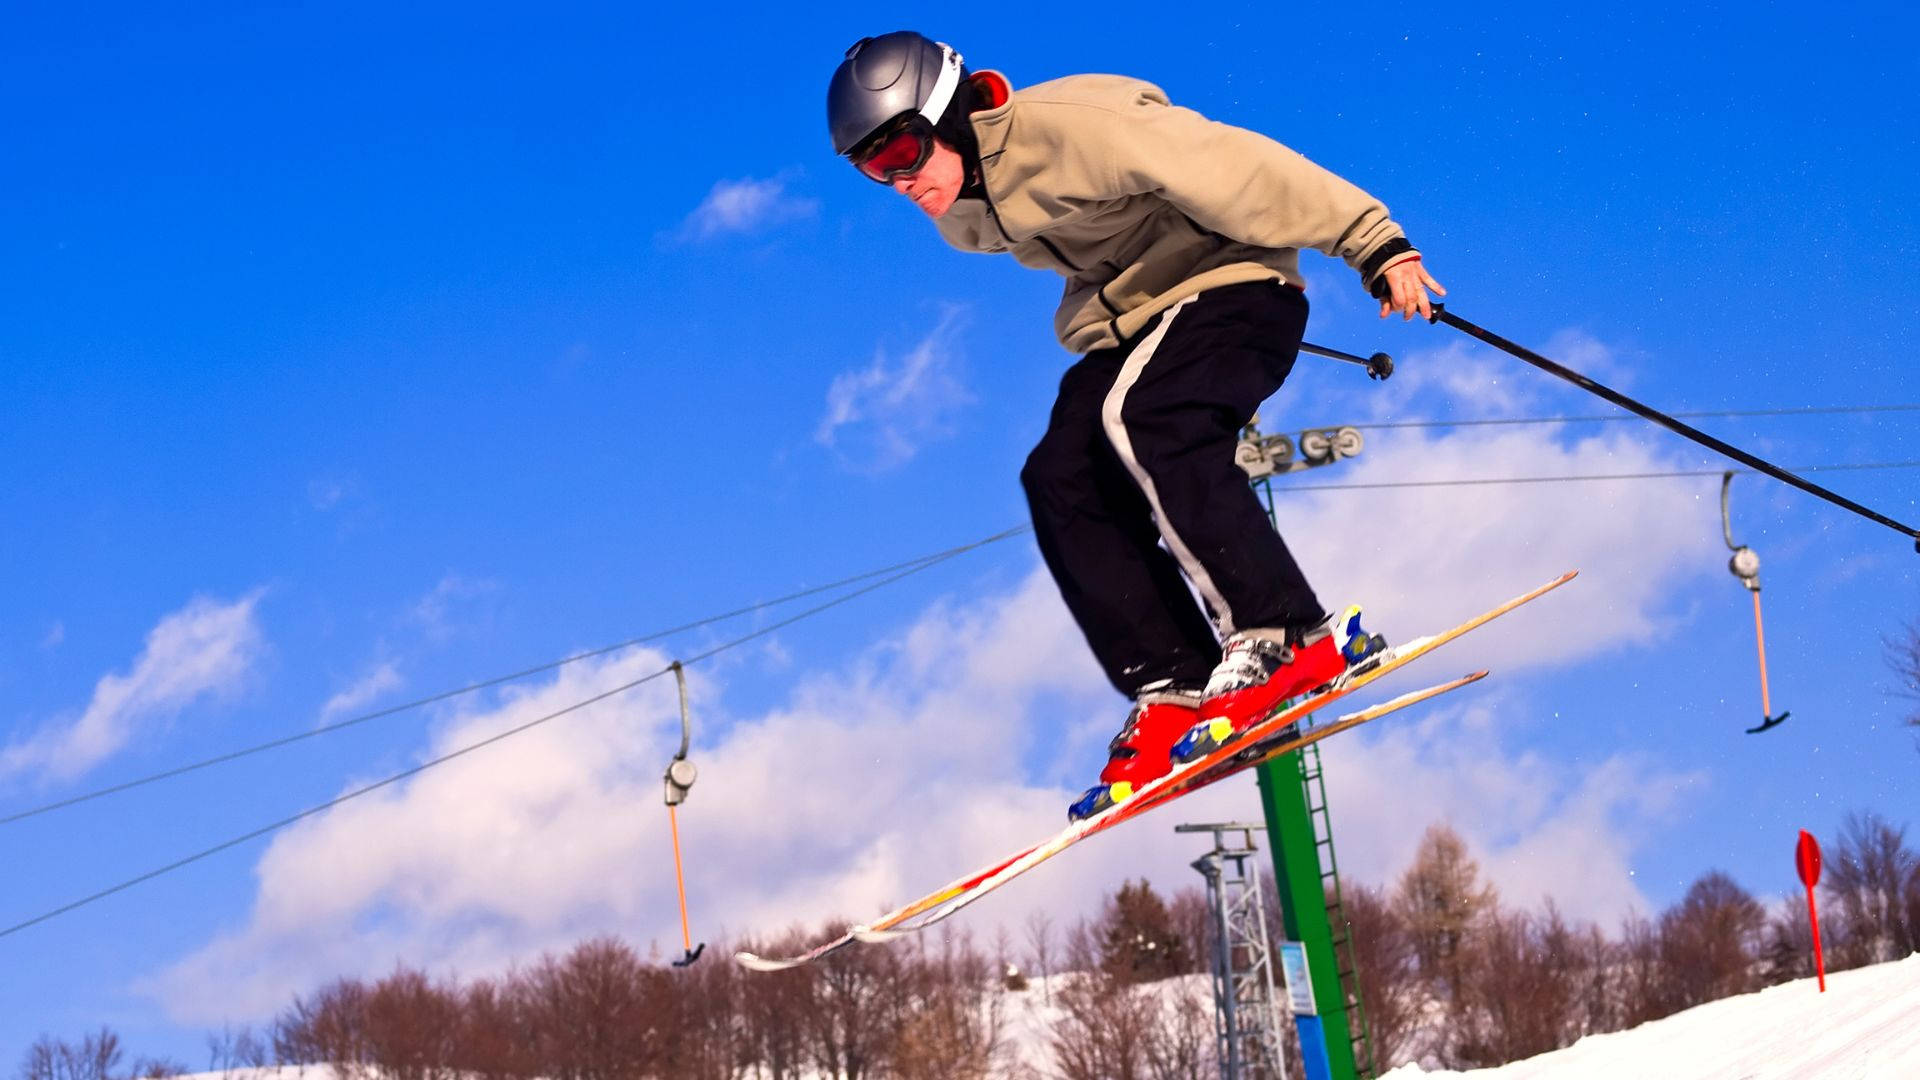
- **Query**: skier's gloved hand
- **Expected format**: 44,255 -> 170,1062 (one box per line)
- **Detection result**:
1373,256 -> 1446,322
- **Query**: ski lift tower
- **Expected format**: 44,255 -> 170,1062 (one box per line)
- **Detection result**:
1235,413 -> 1377,1080
1178,820 -> 1287,1080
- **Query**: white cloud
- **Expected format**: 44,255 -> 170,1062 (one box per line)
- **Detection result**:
2,593 -> 266,784
815,309 -> 974,472
680,175 -> 818,239
320,662 -> 404,721
1272,421 -> 1721,672
41,621 -> 65,650
148,350 -> 1729,1018
1318,692 -> 1705,925
408,575 -> 497,640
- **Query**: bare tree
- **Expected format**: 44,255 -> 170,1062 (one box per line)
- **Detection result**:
206,1024 -> 270,1077
1659,870 -> 1767,1014
1758,890 -> 1816,987
1341,882 -> 1420,1070
735,929 -> 814,1080
14,1030 -> 181,1080
1025,910 -> 1058,1004
661,945 -> 747,1080
1047,968 -> 1162,1080
1166,886 -> 1214,977
1823,811 -> 1920,968
1048,889 -> 1219,1080
1139,978 -> 1217,1080
274,979 -> 372,1079
884,932 -> 1007,1080
360,967 -> 464,1080
1615,914 -> 1667,1029
18,1030 -> 121,1080
517,937 -> 663,1080
1449,904 -> 1606,1068
806,922 -> 909,1080
453,975 -> 534,1080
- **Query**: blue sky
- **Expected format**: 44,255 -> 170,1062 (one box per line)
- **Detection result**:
4,0 -> 1918,1064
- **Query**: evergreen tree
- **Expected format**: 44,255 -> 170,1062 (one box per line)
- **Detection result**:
1394,823 -> 1496,998
1099,879 -> 1191,984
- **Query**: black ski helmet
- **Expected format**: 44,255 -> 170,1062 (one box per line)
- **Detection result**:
827,31 -> 967,157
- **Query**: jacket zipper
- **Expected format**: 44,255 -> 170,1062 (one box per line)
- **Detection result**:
978,184 -> 1082,272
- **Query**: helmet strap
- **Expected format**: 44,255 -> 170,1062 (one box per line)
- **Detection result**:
916,45 -> 964,127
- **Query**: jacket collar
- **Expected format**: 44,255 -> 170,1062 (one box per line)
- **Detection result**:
965,71 -> 1016,166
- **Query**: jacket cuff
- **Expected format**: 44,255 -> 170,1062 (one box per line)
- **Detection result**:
1360,238 -> 1419,296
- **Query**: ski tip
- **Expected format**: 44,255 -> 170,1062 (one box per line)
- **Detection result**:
734,951 -> 800,973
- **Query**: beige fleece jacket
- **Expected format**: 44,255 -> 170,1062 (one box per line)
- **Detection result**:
934,73 -> 1418,352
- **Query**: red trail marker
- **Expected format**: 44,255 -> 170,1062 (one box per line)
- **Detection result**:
1796,829 -> 1826,992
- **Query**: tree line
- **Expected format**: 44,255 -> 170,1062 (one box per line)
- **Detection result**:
19,808 -> 1920,1080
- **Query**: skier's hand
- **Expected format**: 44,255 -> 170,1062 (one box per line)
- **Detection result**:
1377,259 -> 1446,322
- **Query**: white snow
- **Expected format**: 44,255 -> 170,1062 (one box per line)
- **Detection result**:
998,971 -> 1216,1073
1381,953 -> 1920,1080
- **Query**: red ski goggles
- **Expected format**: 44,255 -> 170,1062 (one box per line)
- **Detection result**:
849,116 -> 936,184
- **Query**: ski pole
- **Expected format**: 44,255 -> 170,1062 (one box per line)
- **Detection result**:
1427,304 -> 1920,552
1300,341 -> 1394,380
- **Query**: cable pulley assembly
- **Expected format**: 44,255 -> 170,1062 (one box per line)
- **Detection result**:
662,661 -> 705,966
1721,474 -> 1789,733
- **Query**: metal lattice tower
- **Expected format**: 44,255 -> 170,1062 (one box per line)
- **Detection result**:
1178,821 -> 1287,1080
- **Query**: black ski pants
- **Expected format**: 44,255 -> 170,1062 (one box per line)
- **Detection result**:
1021,280 -> 1323,698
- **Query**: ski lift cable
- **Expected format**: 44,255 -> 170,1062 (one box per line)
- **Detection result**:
0,545 -> 993,940
0,526 -> 1031,828
13,396 -> 1908,828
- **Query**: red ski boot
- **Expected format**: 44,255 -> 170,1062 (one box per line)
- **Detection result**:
1174,609 -> 1382,764
1067,686 -> 1204,821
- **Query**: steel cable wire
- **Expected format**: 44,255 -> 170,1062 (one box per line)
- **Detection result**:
0,541 -> 1004,938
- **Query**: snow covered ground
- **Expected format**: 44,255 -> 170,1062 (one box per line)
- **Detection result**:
1382,953 -> 1920,1080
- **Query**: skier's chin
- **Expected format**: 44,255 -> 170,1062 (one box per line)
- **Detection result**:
915,188 -> 958,218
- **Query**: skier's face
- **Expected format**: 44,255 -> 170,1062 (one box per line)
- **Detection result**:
890,137 -> 963,219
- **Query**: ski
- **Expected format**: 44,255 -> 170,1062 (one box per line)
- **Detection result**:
861,670 -> 1488,941
737,672 -> 1483,971
737,570 -> 1575,972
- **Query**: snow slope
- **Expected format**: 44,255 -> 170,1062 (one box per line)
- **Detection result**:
1382,953 -> 1920,1080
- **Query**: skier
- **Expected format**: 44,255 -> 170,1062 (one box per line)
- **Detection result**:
826,32 -> 1445,819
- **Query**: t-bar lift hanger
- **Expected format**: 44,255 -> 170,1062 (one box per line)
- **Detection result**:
1722,473 -> 1789,734
663,661 -> 705,966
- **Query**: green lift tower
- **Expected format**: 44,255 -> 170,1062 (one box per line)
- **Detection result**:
1236,417 -> 1376,1080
